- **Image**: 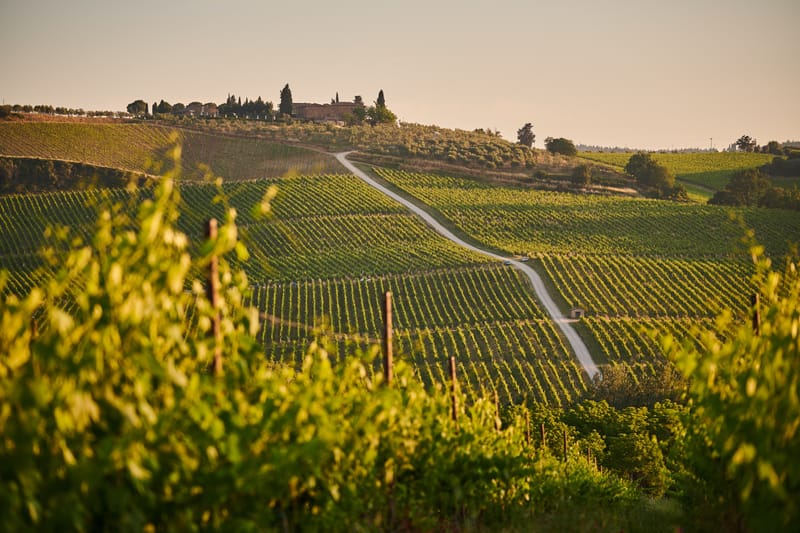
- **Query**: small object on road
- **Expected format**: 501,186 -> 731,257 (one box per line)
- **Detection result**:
520,256 -> 529,262
503,260 -> 512,265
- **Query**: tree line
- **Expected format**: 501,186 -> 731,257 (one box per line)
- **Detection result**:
0,104 -> 118,118
126,85 -> 397,125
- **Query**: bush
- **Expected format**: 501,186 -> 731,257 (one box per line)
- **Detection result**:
545,137 -> 578,156
668,250 -> 800,530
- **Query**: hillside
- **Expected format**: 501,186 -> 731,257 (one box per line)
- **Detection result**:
579,151 -> 777,200
370,168 -> 800,384
0,121 -> 345,182
158,116 -> 632,189
2,119 -> 799,530
3,118 -> 799,399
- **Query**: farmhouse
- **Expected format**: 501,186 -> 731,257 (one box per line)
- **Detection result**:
292,102 -> 362,123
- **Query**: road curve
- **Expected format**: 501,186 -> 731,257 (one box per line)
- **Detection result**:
334,152 -> 599,379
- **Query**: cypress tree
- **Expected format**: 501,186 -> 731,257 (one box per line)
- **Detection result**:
279,84 -> 293,116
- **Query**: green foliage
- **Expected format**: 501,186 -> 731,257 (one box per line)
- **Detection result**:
761,154 -> 800,178
366,104 -> 396,126
126,99 -> 148,116
765,140 -> 782,155
155,100 -> 172,114
279,83 -> 293,117
0,152 -> 641,530
563,400 -> 676,496
735,134 -> 757,152
708,167 -> 800,211
374,168 -> 800,387
517,122 -> 535,148
590,363 -> 686,410
580,150 -> 775,192
624,152 -> 675,195
545,137 -> 578,156
570,164 -> 592,188
709,168 -> 772,207
668,251 -> 800,530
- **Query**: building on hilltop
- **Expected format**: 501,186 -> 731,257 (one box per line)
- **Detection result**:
292,101 -> 362,123
183,102 -> 218,118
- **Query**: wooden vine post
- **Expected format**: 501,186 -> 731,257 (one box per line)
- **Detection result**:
206,218 -> 223,376
752,293 -> 761,336
540,423 -> 546,450
494,389 -> 501,431
562,429 -> 568,462
383,291 -> 393,386
525,411 -> 531,447
449,356 -> 458,429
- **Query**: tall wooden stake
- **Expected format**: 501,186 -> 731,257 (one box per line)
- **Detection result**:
751,293 -> 761,336
383,291 -> 393,386
525,411 -> 531,447
449,356 -> 458,428
563,429 -> 568,462
540,423 -> 546,450
206,218 -> 222,376
494,389 -> 501,431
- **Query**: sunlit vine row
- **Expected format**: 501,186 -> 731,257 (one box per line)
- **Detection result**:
373,168 -> 800,259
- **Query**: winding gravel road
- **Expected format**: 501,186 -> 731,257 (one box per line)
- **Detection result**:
335,152 -> 599,379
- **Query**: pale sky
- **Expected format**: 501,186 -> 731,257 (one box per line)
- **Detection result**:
1,0 -> 798,150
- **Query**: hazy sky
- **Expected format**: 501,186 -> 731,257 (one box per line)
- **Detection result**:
2,0 -> 798,149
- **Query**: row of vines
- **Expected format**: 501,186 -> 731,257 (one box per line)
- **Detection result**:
372,167 -> 800,383
0,173 -> 585,405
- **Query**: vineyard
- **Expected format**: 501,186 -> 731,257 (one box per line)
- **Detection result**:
0,122 -> 344,181
4,156 -> 799,404
578,150 -> 775,192
2,118 -> 799,529
0,173 -> 590,406
372,168 -> 800,382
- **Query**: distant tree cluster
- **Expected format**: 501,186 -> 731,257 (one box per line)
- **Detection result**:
709,168 -> 800,211
761,151 -> 800,177
735,134 -> 758,152
545,137 -> 577,156
126,100 -> 148,116
218,94 -> 273,118
624,152 -> 687,200
341,89 -> 396,126
126,84 -> 386,123
732,135 -> 794,155
366,89 -> 396,126
0,104 -> 117,118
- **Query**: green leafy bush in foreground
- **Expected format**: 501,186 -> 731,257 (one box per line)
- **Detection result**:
0,158 -> 637,531
668,247 -> 800,531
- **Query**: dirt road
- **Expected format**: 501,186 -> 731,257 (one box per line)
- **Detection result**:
335,152 -> 599,379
